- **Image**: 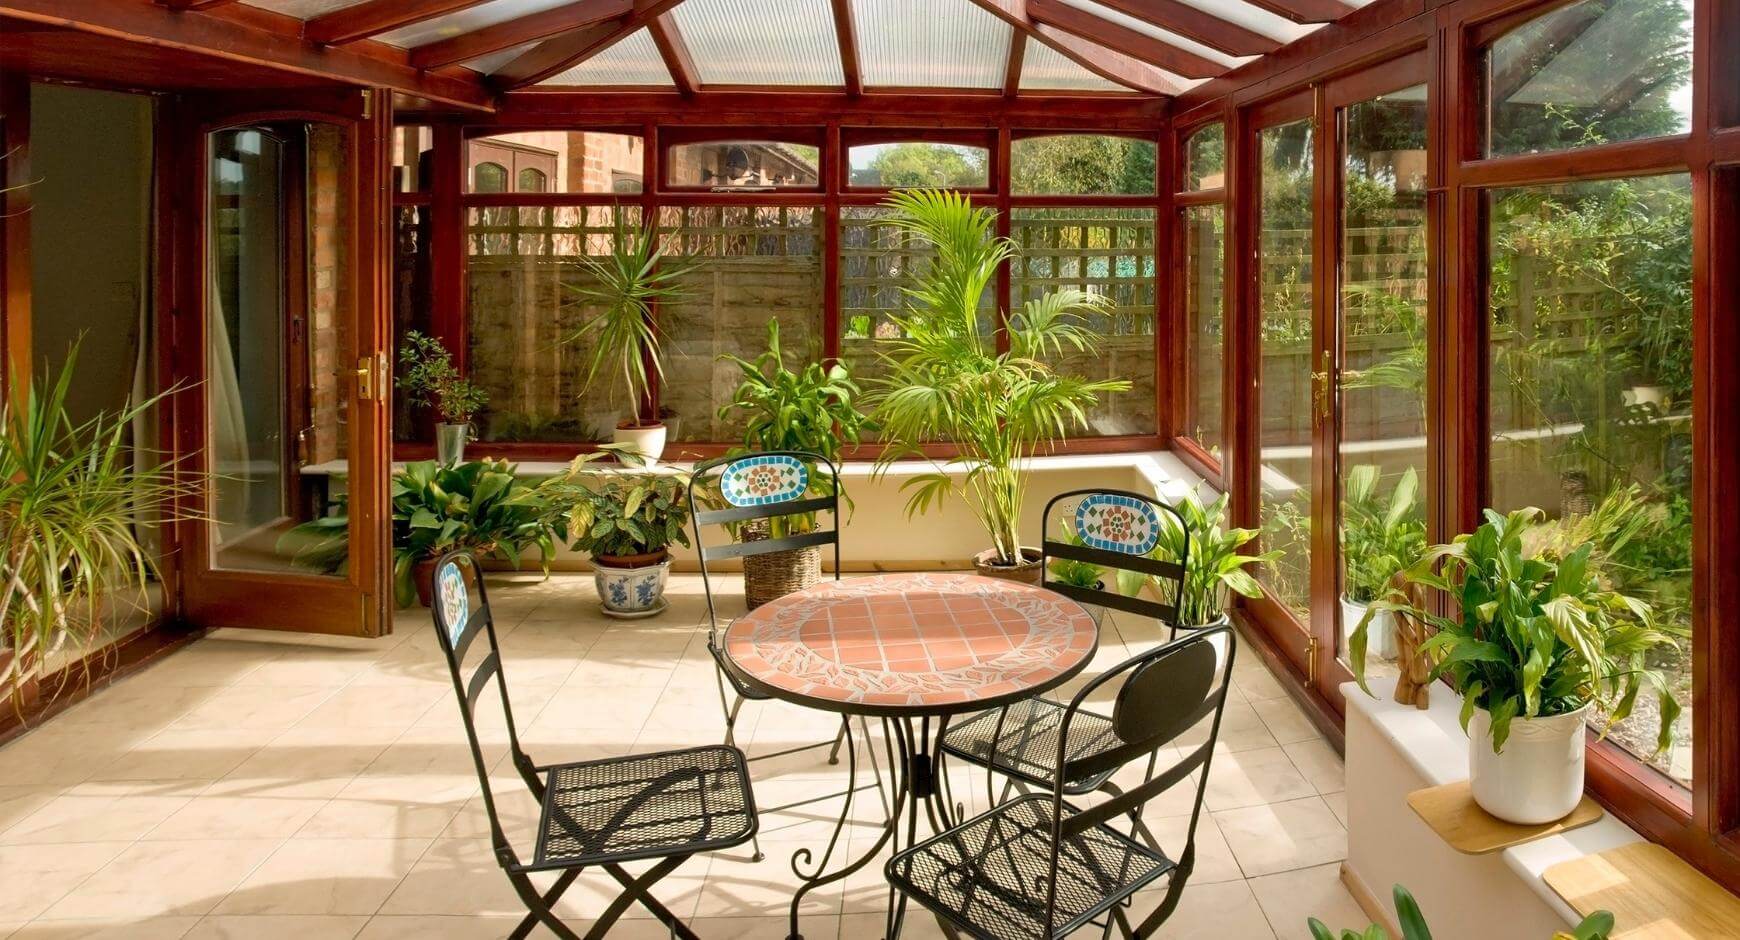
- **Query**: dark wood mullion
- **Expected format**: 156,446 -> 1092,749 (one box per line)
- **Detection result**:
431,124 -> 466,374
995,124 -> 1013,356
1155,124 -> 1176,443
822,123 -> 843,365
1309,83 -> 1345,706
0,73 -> 31,398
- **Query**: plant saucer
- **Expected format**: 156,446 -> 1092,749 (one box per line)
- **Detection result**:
600,598 -> 670,620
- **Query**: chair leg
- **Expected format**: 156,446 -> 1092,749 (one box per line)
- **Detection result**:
935,912 -> 966,939
602,857 -> 702,940
506,868 -> 584,940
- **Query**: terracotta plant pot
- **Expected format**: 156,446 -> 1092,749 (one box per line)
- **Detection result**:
412,556 -> 440,608
972,547 -> 1044,585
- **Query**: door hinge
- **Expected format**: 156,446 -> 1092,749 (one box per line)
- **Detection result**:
360,89 -> 373,120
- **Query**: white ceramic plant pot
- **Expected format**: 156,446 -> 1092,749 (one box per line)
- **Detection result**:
592,556 -> 671,617
612,422 -> 668,468
1622,385 -> 1669,410
1468,702 -> 1591,824
1340,595 -> 1397,660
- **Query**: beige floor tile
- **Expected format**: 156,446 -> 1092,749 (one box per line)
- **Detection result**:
1147,812 -> 1244,884
693,838 -> 842,919
49,683 -> 219,731
374,838 -> 560,918
295,685 -> 445,731
87,729 -> 275,784
5,917 -> 200,939
1283,739 -> 1345,795
1248,862 -> 1368,938
1204,747 -> 1319,811
0,724 -> 154,787
841,910 -> 949,939
0,842 -> 131,921
1322,790 -> 1349,828
351,915 -> 563,939
0,787 -> 64,838
212,726 -> 402,800
1232,662 -> 1289,704
231,648 -> 384,689
1,784 -> 196,845
146,794 -> 331,842
1143,878 -> 1277,939
687,914 -> 825,939
295,775 -> 475,841
43,839 -> 282,919
182,915 -> 367,939
171,686 -> 336,732
1252,698 -> 1323,746
215,838 -> 431,916
1175,700 -> 1278,753
1213,797 -> 1348,879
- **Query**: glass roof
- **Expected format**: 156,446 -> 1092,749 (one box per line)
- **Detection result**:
541,29 -> 675,86
1157,0 -> 1321,45
376,0 -> 581,49
671,0 -> 845,86
1058,0 -> 1251,72
1018,39 -> 1127,92
853,0 -> 1012,89
243,0 -> 369,18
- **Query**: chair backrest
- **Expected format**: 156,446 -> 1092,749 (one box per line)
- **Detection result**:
1041,623 -> 1237,934
1039,489 -> 1190,628
429,551 -> 538,861
686,450 -> 843,638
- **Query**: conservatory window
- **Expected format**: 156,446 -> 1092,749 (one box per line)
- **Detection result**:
1009,134 -> 1158,196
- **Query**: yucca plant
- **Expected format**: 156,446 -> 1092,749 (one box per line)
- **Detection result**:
564,218 -> 693,428
0,348 -> 192,701
869,189 -> 1130,568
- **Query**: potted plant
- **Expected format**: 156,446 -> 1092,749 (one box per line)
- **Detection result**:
564,219 -> 693,467
2,348 -> 191,705
281,459 -> 555,608
716,318 -> 873,608
1340,465 -> 1427,661
1120,491 -> 1277,628
396,331 -> 487,467
870,189 -> 1129,583
1310,883 -> 1614,940
1349,508 -> 1682,825
540,453 -> 692,617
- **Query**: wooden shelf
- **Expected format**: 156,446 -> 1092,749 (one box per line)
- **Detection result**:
1545,842 -> 1740,938
1406,780 -> 1603,855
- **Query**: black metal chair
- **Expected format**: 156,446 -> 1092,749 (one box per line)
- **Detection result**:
429,551 -> 758,940
886,623 -> 1238,939
939,489 -> 1193,809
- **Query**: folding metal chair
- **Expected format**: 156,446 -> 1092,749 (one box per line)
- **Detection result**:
885,623 -> 1237,939
429,551 -> 758,940
939,489 -> 1193,821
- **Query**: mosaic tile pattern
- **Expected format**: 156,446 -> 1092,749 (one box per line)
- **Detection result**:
725,573 -> 1097,714
437,562 -> 468,644
1074,493 -> 1162,555
719,454 -> 810,507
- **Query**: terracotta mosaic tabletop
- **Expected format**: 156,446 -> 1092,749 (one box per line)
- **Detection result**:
723,572 -> 1099,716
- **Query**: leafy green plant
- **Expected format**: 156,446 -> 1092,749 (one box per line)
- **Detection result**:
539,451 -> 692,561
1,347 -> 193,699
282,459 -> 554,608
1308,883 -> 1614,940
1349,508 -> 1682,754
1114,491 -> 1276,626
563,219 -> 693,426
1047,523 -> 1105,591
396,330 -> 487,424
1341,465 -> 1427,604
868,189 -> 1130,567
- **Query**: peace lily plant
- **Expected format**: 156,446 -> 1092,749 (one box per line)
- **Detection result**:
1349,508 -> 1682,824
870,189 -> 1129,579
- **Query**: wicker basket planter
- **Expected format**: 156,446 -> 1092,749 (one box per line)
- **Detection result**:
741,519 -> 822,610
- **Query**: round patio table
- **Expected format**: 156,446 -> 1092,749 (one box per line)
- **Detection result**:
723,571 -> 1099,940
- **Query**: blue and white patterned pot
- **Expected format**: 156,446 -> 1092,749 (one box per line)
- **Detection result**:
593,556 -> 671,615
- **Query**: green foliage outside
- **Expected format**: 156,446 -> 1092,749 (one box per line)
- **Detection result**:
852,143 -> 987,189
1009,134 -> 1156,195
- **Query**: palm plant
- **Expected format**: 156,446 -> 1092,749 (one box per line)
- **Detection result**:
870,189 -> 1130,568
1,348 -> 192,700
564,218 -> 693,427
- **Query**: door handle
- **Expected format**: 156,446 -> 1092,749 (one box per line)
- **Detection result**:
355,353 -> 388,403
1311,369 -> 1332,421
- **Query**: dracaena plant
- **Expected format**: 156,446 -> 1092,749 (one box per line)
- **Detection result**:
563,218 -> 694,427
1114,492 -> 1276,626
869,189 -> 1130,567
1349,508 -> 1683,754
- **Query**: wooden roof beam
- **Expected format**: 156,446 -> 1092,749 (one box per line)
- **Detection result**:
646,11 -> 698,95
1027,0 -> 1224,79
490,0 -> 688,91
830,0 -> 862,96
1087,0 -> 1279,57
306,0 -> 492,46
409,0 -> 632,70
1241,0 -> 1356,25
159,0 -> 239,10
1003,31 -> 1027,98
966,0 -> 1180,96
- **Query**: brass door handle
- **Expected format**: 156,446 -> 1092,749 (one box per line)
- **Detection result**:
1311,369 -> 1332,421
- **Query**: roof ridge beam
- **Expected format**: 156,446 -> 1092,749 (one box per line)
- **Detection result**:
306,0 -> 490,46
967,0 -> 1180,96
1028,0 -> 1224,80
1087,0 -> 1279,57
491,0 -> 688,91
410,0 -> 633,70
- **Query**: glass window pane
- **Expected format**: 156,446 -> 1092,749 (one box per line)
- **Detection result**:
1009,134 -> 1157,196
666,140 -> 820,189
1257,118 -> 1315,620
1184,124 -> 1225,190
657,205 -> 823,443
1183,205 -> 1224,457
1486,174 -> 1693,785
1484,0 -> 1692,157
466,205 -> 643,443
392,205 -> 434,443
1337,87 -> 1429,676
469,131 -> 644,194
1011,208 -> 1157,436
847,142 -> 990,189
392,125 -> 433,193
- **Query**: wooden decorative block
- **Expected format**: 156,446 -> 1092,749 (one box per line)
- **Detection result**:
1544,842 -> 1740,938
1406,780 -> 1603,855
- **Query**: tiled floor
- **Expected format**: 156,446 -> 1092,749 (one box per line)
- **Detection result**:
0,573 -> 1366,939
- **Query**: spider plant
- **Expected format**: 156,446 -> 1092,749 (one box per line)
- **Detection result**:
563,218 -> 693,428
1,347 -> 192,700
869,189 -> 1130,568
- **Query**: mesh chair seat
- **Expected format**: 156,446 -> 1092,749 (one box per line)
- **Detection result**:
529,744 -> 756,870
941,698 -> 1122,794
886,795 -> 1175,940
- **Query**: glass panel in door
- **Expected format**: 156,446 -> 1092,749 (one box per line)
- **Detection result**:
1335,87 -> 1430,675
1256,119 -> 1316,622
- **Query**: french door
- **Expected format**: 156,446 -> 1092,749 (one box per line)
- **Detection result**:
165,90 -> 393,636
1240,56 -> 1432,708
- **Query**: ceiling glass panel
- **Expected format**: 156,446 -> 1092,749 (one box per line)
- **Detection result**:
376,0 -> 579,49
464,42 -> 541,76
1059,0 -> 1248,71
671,0 -> 845,86
1160,0 -> 1320,44
242,0 -> 370,17
853,0 -> 1012,88
540,29 -> 675,86
1018,39 -> 1124,92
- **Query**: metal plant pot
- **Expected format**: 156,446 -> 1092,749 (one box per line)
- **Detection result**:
437,422 -> 469,467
